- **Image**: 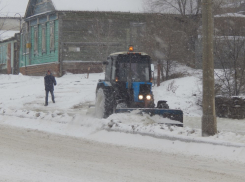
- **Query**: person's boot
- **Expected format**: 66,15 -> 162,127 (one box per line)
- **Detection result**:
44,103 -> 48,106
52,100 -> 55,103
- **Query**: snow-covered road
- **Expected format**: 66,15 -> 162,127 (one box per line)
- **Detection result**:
1,125 -> 245,182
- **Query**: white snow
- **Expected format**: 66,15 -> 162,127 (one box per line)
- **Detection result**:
1,69 -> 245,164
215,13 -> 245,18
52,0 -> 145,13
0,30 -> 19,41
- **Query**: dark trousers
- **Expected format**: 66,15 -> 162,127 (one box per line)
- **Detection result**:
45,90 -> 55,104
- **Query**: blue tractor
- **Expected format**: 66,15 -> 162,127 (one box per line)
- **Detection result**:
95,46 -> 183,126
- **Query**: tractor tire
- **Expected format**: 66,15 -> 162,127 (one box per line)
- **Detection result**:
95,88 -> 114,118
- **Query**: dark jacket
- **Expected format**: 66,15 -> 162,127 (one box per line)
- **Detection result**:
44,74 -> 57,91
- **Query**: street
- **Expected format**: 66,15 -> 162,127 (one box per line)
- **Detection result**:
0,125 -> 244,182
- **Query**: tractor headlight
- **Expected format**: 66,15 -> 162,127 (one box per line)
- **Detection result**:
139,95 -> 144,100
146,95 -> 152,100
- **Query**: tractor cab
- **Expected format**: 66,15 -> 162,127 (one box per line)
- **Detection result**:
102,46 -> 154,108
113,53 -> 151,83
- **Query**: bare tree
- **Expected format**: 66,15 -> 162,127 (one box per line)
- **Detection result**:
144,0 -> 201,15
142,14 -> 189,81
143,0 -> 232,68
213,14 -> 245,96
0,1 -> 21,41
144,0 -> 227,15
0,0 -> 8,40
214,35 -> 245,96
155,30 -> 184,80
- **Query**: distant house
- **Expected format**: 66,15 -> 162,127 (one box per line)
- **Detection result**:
195,12 -> 245,69
0,17 -> 21,74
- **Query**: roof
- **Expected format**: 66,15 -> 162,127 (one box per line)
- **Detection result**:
0,0 -> 29,17
52,0 -> 144,13
0,30 -> 19,41
110,52 -> 149,56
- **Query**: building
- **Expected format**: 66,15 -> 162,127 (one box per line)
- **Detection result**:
19,0 -> 200,77
0,0 -> 28,75
0,33 -> 20,74
0,17 -> 21,74
19,0 -> 149,76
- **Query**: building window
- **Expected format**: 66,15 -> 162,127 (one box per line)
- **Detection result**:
22,23 -> 30,55
34,26 -> 38,55
42,24 -> 46,53
68,46 -> 80,52
26,31 -> 30,54
105,57 -> 112,81
50,21 -> 55,51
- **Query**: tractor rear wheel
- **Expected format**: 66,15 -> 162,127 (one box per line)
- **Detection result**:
95,88 -> 114,118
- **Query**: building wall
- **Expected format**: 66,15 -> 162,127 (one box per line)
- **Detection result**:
0,43 -> 8,74
59,12 -> 147,63
59,12 -> 153,74
20,18 -> 59,72
0,39 -> 18,74
20,62 -> 60,76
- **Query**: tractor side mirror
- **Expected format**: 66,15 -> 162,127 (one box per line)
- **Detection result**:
151,64 -> 155,72
151,64 -> 155,87
103,61 -> 109,65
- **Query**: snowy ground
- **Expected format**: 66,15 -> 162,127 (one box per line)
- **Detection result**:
0,71 -> 245,164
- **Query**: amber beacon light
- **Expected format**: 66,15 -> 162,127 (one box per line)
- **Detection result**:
129,46 -> 134,52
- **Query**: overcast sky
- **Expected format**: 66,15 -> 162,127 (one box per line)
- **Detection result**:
0,0 -> 145,17
53,0 -> 144,12
0,0 -> 29,16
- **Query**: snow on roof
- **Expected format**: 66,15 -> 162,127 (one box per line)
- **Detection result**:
0,30 -> 19,41
215,13 -> 245,18
110,52 -> 148,56
0,0 -> 29,17
52,0 -> 144,13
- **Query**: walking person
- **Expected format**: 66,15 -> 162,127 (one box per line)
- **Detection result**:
44,70 -> 57,106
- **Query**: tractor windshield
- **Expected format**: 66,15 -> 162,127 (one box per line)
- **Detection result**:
117,55 -> 151,82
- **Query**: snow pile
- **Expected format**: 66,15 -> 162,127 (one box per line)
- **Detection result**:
215,13 -> 245,18
153,64 -> 203,116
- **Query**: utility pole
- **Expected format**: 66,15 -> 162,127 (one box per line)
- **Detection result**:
202,0 -> 217,136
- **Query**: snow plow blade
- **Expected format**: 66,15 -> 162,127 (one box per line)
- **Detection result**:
115,108 -> 183,127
